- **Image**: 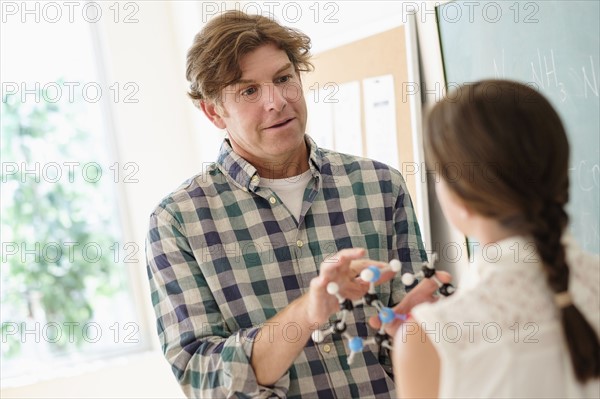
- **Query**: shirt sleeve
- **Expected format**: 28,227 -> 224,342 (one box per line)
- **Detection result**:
146,206 -> 290,398
390,171 -> 427,306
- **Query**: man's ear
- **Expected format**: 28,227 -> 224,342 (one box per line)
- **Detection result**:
200,100 -> 226,129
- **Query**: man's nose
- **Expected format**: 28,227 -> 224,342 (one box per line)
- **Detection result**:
264,84 -> 287,112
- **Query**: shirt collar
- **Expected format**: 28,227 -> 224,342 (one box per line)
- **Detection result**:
468,235 -> 542,285
216,134 -> 323,192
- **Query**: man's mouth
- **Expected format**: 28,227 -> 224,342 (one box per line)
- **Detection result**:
267,118 -> 294,129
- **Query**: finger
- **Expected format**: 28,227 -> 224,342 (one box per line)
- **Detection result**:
375,269 -> 397,285
334,279 -> 369,300
369,314 -> 402,337
352,278 -> 370,288
339,285 -> 369,300
351,259 -> 402,286
322,248 -> 366,267
318,276 -> 367,301
383,319 -> 402,336
349,259 -> 388,276
391,298 -> 412,317
435,270 -> 452,284
392,270 -> 454,313
414,270 -> 453,292
320,248 -> 366,281
368,314 -> 381,330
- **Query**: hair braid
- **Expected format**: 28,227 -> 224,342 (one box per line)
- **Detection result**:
531,203 -> 569,292
530,202 -> 600,383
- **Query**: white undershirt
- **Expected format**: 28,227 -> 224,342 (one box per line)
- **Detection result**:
259,169 -> 313,221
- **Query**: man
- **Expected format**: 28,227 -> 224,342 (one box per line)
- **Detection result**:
146,10 -> 428,398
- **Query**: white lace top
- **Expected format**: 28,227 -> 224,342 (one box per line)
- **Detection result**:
411,235 -> 600,398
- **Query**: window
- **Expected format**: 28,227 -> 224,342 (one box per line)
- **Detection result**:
1,7 -> 144,384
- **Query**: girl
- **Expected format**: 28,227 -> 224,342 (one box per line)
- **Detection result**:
394,80 -> 600,398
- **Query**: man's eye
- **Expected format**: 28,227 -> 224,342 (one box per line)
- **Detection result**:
241,86 -> 258,96
276,75 -> 293,84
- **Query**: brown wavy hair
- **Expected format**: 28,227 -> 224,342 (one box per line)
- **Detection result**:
186,10 -> 313,105
425,79 -> 600,383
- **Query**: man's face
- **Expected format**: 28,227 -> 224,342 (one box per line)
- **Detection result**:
204,43 -> 308,171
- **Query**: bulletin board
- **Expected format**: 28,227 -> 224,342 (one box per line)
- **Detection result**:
303,26 -> 423,230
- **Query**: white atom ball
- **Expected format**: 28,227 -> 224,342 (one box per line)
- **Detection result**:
327,282 -> 339,295
389,259 -> 402,273
401,273 -> 415,286
360,268 -> 374,282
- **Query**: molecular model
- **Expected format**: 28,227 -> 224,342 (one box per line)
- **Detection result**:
311,253 -> 455,365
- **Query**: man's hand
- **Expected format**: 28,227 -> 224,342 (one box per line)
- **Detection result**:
252,248 -> 398,385
368,271 -> 452,336
304,248 -> 393,325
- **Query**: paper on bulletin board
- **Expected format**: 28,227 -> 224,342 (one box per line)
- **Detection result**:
306,88 -> 334,150
332,81 -> 363,156
363,74 -> 399,168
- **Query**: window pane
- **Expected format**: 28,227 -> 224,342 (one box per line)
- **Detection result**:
1,13 -> 142,382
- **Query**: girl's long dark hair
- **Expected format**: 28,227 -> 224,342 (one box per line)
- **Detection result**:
425,80 -> 599,383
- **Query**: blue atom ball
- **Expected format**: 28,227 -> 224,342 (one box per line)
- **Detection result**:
348,336 -> 364,352
367,265 -> 381,282
379,307 -> 395,323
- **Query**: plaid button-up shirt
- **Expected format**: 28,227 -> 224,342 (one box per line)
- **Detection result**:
146,136 -> 426,398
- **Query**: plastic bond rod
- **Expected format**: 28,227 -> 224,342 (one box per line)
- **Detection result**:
338,310 -> 348,327
430,274 -> 443,288
373,300 -> 384,312
429,253 -> 438,265
345,334 -> 365,365
352,299 -> 365,307
395,313 -> 409,321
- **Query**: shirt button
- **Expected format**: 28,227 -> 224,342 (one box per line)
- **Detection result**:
323,344 -> 331,353
269,196 -> 277,204
296,240 -> 303,248
251,175 -> 260,184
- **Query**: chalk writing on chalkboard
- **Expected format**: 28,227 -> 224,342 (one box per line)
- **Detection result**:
437,0 -> 600,253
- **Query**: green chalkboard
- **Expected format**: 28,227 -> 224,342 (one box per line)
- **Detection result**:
437,0 -> 600,253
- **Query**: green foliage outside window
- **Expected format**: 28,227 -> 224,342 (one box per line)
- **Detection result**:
1,84 -> 124,360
